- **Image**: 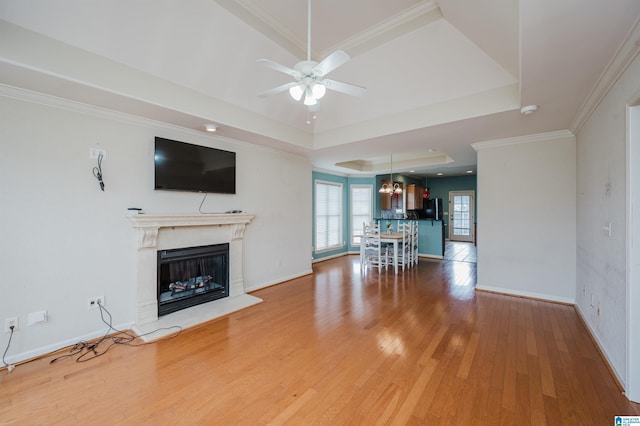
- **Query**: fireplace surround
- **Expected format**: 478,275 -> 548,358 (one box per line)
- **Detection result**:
128,213 -> 261,340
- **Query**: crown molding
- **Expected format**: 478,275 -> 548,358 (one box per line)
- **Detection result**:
471,130 -> 575,151
215,0 -> 307,59
571,16 -> 640,134
329,1 -> 441,58
215,0 -> 441,60
0,83 -> 310,162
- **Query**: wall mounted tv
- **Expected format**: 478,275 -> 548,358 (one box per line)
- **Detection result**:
154,137 -> 236,194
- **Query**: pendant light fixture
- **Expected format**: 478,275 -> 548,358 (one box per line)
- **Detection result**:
379,154 -> 403,194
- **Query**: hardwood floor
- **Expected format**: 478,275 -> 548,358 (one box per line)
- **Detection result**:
2,255 -> 638,424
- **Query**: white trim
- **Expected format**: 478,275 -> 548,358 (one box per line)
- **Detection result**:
312,252 -> 349,263
626,102 -> 640,402
471,130 -> 575,151
314,179 -> 344,253
220,0 -> 441,59
0,83 -> 310,163
3,321 -> 135,366
350,183 -> 374,246
572,16 -> 640,134
245,270 -> 314,290
575,304 -> 626,390
419,254 -> 444,260
475,285 -> 575,305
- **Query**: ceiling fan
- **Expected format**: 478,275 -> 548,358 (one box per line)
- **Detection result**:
256,0 -> 366,108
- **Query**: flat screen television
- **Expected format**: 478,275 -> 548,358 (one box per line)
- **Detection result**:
154,137 -> 236,194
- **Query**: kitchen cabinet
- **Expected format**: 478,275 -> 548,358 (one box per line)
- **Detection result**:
380,180 -> 403,211
406,184 -> 425,210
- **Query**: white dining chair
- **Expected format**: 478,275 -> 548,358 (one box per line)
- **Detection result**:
361,222 -> 387,272
388,222 -> 412,272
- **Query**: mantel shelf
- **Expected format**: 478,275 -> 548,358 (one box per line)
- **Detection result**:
128,213 -> 255,229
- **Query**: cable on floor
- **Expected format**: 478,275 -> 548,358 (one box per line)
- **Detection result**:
50,301 -> 182,364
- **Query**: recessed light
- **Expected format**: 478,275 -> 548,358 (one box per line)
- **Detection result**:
205,124 -> 217,132
437,172 -> 443,176
466,170 -> 473,174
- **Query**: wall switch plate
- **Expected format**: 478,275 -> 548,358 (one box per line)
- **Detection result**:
4,317 -> 18,333
27,310 -> 48,326
90,148 -> 106,159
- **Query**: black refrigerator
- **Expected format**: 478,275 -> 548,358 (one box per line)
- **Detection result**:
423,198 -> 443,220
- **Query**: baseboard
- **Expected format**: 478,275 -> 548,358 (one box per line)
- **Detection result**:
574,303 -> 626,392
2,321 -> 135,367
347,251 -> 444,260
419,254 -> 444,260
245,269 -> 314,292
475,285 -> 575,305
476,286 -> 628,397
312,252 -> 349,263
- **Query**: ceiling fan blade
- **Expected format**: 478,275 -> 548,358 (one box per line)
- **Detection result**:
313,50 -> 350,77
256,59 -> 300,78
257,81 -> 299,98
322,79 -> 367,97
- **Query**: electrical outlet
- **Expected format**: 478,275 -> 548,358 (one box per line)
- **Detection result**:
88,296 -> 105,310
4,317 -> 18,333
90,148 -> 106,160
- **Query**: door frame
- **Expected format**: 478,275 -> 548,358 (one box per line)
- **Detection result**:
448,190 -> 475,242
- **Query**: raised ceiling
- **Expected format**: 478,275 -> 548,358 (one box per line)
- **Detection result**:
0,0 -> 639,177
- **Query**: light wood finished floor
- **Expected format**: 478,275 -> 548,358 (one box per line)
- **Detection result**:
2,254 -> 639,424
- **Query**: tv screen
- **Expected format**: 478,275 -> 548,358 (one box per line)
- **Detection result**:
154,137 -> 236,194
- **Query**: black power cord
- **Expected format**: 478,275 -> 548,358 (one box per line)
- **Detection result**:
93,152 -> 105,191
2,326 -> 15,372
50,300 -> 182,364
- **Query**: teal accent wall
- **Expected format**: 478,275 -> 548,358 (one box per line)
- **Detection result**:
312,171 -> 450,259
373,218 -> 444,258
426,175 -> 477,238
374,173 -> 425,217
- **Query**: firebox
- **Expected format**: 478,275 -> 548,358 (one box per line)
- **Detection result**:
157,243 -> 229,316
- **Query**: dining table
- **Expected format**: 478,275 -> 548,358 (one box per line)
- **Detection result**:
380,232 -> 404,274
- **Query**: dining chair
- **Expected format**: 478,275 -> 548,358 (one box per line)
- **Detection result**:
361,222 -> 387,272
388,222 -> 412,272
409,220 -> 419,267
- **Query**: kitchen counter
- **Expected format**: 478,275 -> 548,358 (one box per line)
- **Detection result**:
374,218 -> 444,258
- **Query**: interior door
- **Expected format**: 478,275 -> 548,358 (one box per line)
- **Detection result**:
449,191 -> 474,242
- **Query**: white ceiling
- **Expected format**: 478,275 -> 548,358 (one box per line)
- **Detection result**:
0,0 -> 639,177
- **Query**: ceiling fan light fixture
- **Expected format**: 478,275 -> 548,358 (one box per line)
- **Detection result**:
289,84 -> 304,101
303,87 -> 317,106
312,82 -> 326,99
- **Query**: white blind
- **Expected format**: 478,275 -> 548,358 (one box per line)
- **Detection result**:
315,180 -> 343,251
350,185 -> 373,245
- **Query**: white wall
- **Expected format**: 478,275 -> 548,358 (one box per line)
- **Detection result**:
475,132 -> 577,303
576,53 -> 640,392
0,93 -> 312,363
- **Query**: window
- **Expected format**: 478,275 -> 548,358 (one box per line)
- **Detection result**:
315,180 -> 343,252
350,184 -> 373,245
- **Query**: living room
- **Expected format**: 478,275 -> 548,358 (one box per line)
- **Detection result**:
1,0 -> 640,413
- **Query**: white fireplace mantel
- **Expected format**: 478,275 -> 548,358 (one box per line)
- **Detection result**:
128,213 -> 261,340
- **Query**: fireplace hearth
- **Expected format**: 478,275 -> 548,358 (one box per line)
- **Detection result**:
157,243 -> 229,316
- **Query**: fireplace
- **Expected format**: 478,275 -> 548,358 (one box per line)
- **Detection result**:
128,213 -> 262,341
157,243 -> 229,316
